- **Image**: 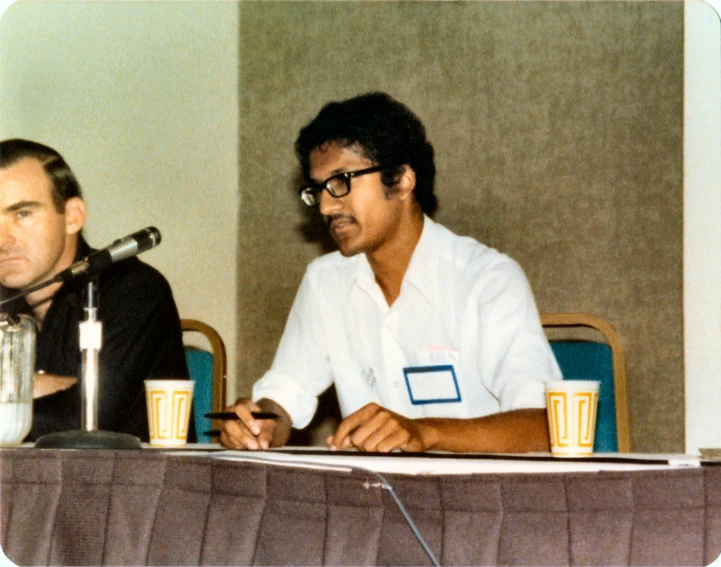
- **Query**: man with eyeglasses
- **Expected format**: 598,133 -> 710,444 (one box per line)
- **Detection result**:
220,92 -> 562,453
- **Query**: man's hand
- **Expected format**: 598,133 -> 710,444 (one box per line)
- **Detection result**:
328,404 -> 551,453
33,373 -> 77,399
219,397 -> 291,450
327,402 -> 436,453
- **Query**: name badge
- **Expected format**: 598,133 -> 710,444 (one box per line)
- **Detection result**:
403,365 -> 461,405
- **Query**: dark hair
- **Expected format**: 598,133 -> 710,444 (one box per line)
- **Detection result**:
0,139 -> 83,212
295,92 -> 437,216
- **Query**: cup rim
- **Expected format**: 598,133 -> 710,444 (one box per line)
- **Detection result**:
545,379 -> 600,390
144,379 -> 195,390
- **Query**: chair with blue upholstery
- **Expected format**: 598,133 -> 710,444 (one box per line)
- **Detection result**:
541,313 -> 630,453
181,319 -> 227,444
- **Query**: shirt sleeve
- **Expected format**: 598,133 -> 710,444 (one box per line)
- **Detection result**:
252,266 -> 334,429
474,257 -> 562,411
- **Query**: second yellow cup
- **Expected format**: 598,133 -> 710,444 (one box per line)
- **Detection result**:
545,380 -> 599,457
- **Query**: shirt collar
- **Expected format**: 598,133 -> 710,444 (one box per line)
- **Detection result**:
401,215 -> 440,307
353,214 -> 440,307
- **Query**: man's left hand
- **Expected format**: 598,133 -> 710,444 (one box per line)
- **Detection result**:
33,373 -> 77,398
327,402 -> 436,453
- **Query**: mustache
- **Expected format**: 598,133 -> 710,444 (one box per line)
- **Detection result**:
324,214 -> 356,228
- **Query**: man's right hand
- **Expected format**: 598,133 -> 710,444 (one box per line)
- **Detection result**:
218,397 -> 291,450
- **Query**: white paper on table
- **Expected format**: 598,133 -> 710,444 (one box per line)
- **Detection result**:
163,446 -> 702,475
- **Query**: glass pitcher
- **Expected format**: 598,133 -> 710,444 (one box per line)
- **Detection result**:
0,314 -> 36,445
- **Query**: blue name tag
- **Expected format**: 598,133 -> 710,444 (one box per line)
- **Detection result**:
403,365 -> 461,405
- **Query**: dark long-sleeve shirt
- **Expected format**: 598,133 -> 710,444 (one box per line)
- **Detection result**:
7,237 -> 192,442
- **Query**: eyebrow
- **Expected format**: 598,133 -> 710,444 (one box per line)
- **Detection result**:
309,168 -> 355,185
2,201 -> 43,214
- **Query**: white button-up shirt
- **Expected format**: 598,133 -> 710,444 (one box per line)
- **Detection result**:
253,216 -> 561,429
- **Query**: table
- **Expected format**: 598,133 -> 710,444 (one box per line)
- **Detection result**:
1,448 -> 720,566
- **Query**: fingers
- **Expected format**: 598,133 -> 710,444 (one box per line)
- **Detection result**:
329,403 -> 418,453
230,402 -> 262,436
219,398 -> 276,450
375,429 -> 412,453
353,417 -> 409,453
328,403 -> 380,450
365,419 -> 415,452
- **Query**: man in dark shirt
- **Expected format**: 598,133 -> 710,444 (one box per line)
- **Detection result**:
0,139 -> 191,442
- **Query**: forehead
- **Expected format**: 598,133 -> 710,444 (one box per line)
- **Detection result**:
309,143 -> 373,181
0,157 -> 54,205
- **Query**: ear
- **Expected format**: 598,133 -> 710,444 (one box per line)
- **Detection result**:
396,166 -> 417,202
63,197 -> 86,236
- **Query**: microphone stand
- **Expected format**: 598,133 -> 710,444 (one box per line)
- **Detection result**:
4,227 -> 161,450
81,277 -> 101,431
34,276 -> 141,449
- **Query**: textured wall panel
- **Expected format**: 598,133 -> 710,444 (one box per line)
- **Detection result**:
237,2 -> 684,452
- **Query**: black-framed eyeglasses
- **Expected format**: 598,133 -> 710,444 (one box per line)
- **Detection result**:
299,165 -> 385,207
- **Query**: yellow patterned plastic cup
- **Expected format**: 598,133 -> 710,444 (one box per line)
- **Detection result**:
545,380 -> 600,457
144,380 -> 194,447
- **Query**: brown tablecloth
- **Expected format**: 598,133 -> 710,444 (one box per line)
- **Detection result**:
1,449 -> 720,566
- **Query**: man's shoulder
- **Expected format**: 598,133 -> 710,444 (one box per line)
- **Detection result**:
431,221 -> 520,277
90,258 -> 182,328
297,251 -> 365,295
99,256 -> 174,298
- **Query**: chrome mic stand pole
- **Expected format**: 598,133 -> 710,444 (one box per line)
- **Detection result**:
80,277 -> 101,432
34,275 -> 141,449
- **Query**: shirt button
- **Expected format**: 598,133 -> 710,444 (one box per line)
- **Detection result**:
393,380 -> 400,388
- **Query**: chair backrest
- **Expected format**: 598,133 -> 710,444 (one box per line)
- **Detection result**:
541,313 -> 630,453
181,319 -> 227,443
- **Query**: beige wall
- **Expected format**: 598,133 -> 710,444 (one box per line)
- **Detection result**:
0,0 -> 240,399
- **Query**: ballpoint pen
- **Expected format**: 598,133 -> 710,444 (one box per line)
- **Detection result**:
204,411 -> 280,420
203,411 -> 280,437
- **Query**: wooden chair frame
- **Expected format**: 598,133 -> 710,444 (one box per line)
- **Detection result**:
541,313 -> 631,453
181,319 -> 228,435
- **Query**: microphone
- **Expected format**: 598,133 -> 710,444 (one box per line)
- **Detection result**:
0,227 -> 162,307
60,227 -> 162,280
